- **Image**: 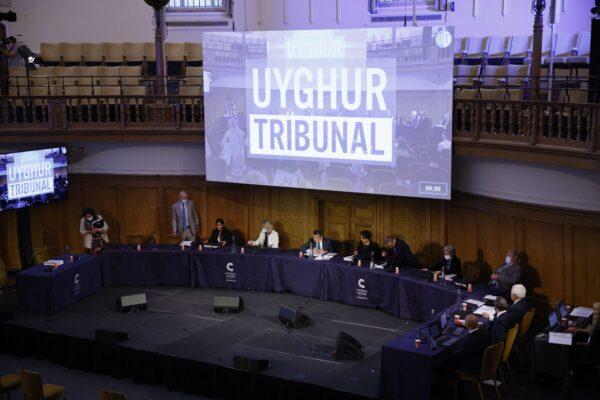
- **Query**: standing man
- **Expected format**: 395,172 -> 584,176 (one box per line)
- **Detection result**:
381,235 -> 419,269
172,191 -> 200,242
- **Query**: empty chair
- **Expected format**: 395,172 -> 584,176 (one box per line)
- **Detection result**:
486,36 -> 510,65
61,42 -> 83,65
498,323 -> 519,388
166,42 -> 186,76
40,43 -> 62,65
567,31 -> 591,66
454,64 -> 480,88
119,65 -> 142,87
465,36 -> 489,64
454,87 -> 480,100
0,371 -> 21,398
185,42 -> 202,65
81,42 -> 104,65
29,66 -> 55,96
453,37 -> 468,64
179,84 -> 202,100
99,66 -> 121,86
545,32 -> 579,65
18,369 -> 65,400
524,33 -> 553,64
99,389 -> 127,400
123,85 -> 147,96
77,66 -> 100,94
103,42 -> 125,64
53,66 -> 79,95
478,65 -> 507,87
185,66 -> 203,86
479,88 -> 511,100
145,42 -> 157,62
123,42 -> 146,64
500,64 -> 530,88
454,342 -> 504,400
508,35 -> 532,64
8,66 -> 27,95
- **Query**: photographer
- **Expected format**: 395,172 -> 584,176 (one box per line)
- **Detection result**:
79,208 -> 110,255
1,36 -> 20,67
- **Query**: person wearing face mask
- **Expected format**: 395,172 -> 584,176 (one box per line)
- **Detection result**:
247,219 -> 279,248
79,208 -> 109,254
431,244 -> 462,278
172,191 -> 200,242
489,249 -> 522,294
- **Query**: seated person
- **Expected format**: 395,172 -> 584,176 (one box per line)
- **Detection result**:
247,219 -> 279,248
569,302 -> 600,358
205,218 -> 233,246
482,296 -> 512,344
489,249 -> 522,295
354,230 -> 381,263
381,235 -> 419,269
505,284 -> 529,325
300,229 -> 335,255
431,244 -> 462,278
450,314 -> 491,374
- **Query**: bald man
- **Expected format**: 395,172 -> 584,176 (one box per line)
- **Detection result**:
451,314 -> 490,374
171,191 -> 200,241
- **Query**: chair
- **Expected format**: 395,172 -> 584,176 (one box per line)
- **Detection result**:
498,323 -> 519,389
465,36 -> 489,65
454,64 -> 480,88
486,36 -> 510,65
453,37 -> 468,64
53,66 -> 79,96
514,308 -> 535,360
507,35 -> 532,64
99,66 -> 121,87
81,43 -> 104,65
119,65 -> 142,87
99,389 -> 127,400
8,66 -> 27,96
126,234 -> 146,245
103,43 -> 125,65
166,42 -> 186,63
144,42 -> 157,62
501,64 -> 530,88
61,42 -> 83,65
185,66 -> 203,86
0,372 -> 21,399
185,42 -> 202,65
454,341 -> 505,400
478,65 -> 508,88
40,43 -> 62,65
123,42 -> 146,64
544,32 -> 579,65
567,31 -> 591,66
18,369 -> 65,400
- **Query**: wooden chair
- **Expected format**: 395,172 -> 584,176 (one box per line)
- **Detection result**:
498,323 -> 519,388
18,369 -> 65,400
99,389 -> 127,400
514,308 -> 535,360
125,234 -> 146,245
0,372 -> 21,399
454,341 -> 505,400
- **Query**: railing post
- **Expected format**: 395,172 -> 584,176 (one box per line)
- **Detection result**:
530,0 -> 545,101
530,102 -> 540,146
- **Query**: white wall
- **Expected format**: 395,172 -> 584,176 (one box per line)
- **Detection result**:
2,0 -> 594,51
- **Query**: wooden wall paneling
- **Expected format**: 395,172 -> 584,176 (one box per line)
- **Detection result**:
29,200 -> 67,261
446,204 -> 479,263
521,219 -> 564,305
478,211 -> 518,280
270,188 -> 308,249
388,197 -> 430,255
321,199 -> 351,252
246,185 -> 271,243
350,199 -> 378,246
0,211 -> 20,271
204,184 -> 248,243
119,187 -> 160,241
571,226 -> 600,306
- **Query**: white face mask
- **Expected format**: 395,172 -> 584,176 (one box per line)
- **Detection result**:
505,256 -> 512,265
444,254 -> 452,260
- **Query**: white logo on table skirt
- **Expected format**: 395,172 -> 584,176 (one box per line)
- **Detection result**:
225,262 -> 237,283
356,278 -> 368,300
73,273 -> 81,296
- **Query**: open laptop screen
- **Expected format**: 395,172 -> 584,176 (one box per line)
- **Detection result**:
548,310 -> 558,329
428,320 -> 442,340
557,301 -> 568,319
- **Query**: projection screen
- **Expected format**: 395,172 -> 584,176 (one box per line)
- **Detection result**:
203,26 -> 454,199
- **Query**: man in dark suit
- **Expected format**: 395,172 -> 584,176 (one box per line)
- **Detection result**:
452,314 -> 491,374
381,236 -> 419,269
205,218 -> 233,246
505,284 -> 529,325
489,249 -> 522,295
484,297 -> 513,344
300,229 -> 335,255
431,244 -> 462,278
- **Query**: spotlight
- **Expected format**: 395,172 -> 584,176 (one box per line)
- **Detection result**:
0,11 -> 17,22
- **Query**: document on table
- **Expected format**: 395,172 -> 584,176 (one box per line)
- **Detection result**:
343,255 -> 355,262
180,241 -> 193,246
474,305 -> 496,318
466,299 -> 485,307
484,295 -> 497,301
444,274 -> 457,281
314,253 -> 338,261
549,332 -> 573,346
569,307 -> 593,318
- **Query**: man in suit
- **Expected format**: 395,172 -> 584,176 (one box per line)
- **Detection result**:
205,218 -> 233,246
489,249 -> 522,295
431,244 -> 462,278
300,229 -> 335,255
483,296 -> 513,344
451,314 -> 491,374
505,284 -> 529,326
171,191 -> 200,242
381,236 -> 419,269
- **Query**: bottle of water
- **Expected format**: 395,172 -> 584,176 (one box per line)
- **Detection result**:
309,242 -> 314,260
230,236 -> 236,254
370,251 -> 375,269
430,308 -> 435,321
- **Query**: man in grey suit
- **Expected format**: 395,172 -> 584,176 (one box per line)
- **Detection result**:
172,191 -> 200,242
489,249 -> 522,294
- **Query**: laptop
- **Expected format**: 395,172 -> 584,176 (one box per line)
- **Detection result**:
440,313 -> 464,336
428,320 -> 461,346
547,310 -> 559,332
556,300 -> 568,320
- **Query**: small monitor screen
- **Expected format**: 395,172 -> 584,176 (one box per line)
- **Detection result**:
0,147 -> 68,212
440,313 -> 447,329
557,301 -> 568,319
428,320 -> 442,340
548,311 -> 558,328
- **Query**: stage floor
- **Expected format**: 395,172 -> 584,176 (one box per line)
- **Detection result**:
2,286 -> 419,399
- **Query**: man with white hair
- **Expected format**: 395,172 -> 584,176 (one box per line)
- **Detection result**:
247,219 -> 279,248
171,191 -> 200,242
505,284 -> 529,325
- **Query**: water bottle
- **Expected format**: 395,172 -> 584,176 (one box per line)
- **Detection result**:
369,251 -> 375,270
430,308 -> 435,321
309,242 -> 314,260
230,236 -> 237,254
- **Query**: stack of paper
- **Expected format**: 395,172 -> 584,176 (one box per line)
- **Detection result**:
180,241 -> 193,247
466,299 -> 485,307
343,255 -> 355,262
569,307 -> 593,318
43,259 -> 64,267
549,332 -> 572,346
484,295 -> 497,301
444,274 -> 457,281
474,305 -> 496,318
314,253 -> 338,261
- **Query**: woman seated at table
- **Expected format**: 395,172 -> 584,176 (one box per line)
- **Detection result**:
247,219 -> 279,248
205,218 -> 233,247
354,230 -> 381,264
79,207 -> 109,255
431,244 -> 462,278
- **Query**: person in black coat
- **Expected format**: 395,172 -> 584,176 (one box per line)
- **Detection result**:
432,244 -> 462,278
451,314 -> 491,374
354,230 -> 381,264
504,284 -> 529,326
381,236 -> 419,269
483,296 -> 513,344
205,218 -> 233,246
300,229 -> 335,255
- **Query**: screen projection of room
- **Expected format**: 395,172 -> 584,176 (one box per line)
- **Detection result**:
202,26 -> 454,199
